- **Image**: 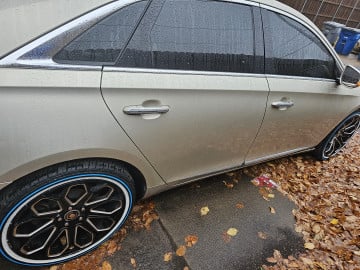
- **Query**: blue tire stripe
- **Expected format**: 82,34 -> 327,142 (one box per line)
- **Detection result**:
0,173 -> 133,267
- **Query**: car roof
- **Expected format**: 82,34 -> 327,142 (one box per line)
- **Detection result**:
0,0 -> 320,59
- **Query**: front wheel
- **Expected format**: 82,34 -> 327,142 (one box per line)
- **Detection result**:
0,159 -> 135,266
313,112 -> 360,161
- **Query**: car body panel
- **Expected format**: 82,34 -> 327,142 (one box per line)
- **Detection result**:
0,68 -> 165,189
101,69 -> 269,182
246,78 -> 360,163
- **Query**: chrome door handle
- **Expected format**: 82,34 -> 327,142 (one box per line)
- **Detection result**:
123,105 -> 170,115
271,100 -> 294,110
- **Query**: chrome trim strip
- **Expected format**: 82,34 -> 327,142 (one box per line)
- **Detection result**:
103,66 -> 266,78
244,147 -> 314,166
259,4 -> 345,72
220,0 -> 259,7
266,74 -> 336,83
0,0 -> 139,68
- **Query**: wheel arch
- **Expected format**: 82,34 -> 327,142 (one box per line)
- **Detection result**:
0,150 -> 156,201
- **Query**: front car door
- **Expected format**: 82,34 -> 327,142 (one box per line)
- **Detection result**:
246,6 -> 360,164
101,0 -> 269,183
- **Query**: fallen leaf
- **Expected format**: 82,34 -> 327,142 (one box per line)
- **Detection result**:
163,252 -> 172,262
304,242 -> 315,250
312,223 -> 321,234
183,267 -> 190,270
200,206 -> 210,216
266,257 -> 278,263
106,240 -> 118,256
269,207 -> 276,214
301,257 -> 313,265
258,231 -> 267,239
176,245 -> 186,257
185,235 -> 198,247
49,266 -> 58,270
223,181 -> 234,189
236,202 -> 244,209
130,258 -> 136,268
102,261 -> 112,270
226,228 -> 238,237
330,218 -> 339,225
268,193 -> 275,198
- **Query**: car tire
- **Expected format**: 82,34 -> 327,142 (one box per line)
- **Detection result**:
0,159 -> 135,266
313,112 -> 360,161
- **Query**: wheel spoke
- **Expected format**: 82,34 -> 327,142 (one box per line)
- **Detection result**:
84,184 -> 114,206
48,229 -> 69,258
14,218 -> 54,238
20,226 -> 57,256
31,198 -> 63,217
86,216 -> 116,232
90,199 -> 123,215
74,225 -> 94,248
65,184 -> 88,206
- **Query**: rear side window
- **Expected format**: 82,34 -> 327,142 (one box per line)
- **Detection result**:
262,9 -> 336,79
53,1 -> 148,65
117,0 -> 262,74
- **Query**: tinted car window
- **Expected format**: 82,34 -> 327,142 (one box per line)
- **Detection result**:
54,1 -> 148,65
262,9 -> 335,79
118,0 -> 261,73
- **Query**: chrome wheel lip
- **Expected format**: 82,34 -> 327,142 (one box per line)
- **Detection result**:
0,174 -> 132,266
322,114 -> 360,159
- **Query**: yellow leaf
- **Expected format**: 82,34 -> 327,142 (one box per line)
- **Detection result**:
163,252 -> 172,262
304,242 -> 315,250
268,193 -> 275,198
130,258 -> 136,268
200,206 -> 210,216
226,228 -> 238,237
176,245 -> 186,257
102,261 -> 112,270
269,207 -> 276,214
330,218 -> 339,225
185,235 -> 199,247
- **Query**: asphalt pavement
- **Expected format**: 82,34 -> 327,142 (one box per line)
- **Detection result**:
109,174 -> 304,270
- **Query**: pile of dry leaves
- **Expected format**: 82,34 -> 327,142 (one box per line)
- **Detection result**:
244,134 -> 360,270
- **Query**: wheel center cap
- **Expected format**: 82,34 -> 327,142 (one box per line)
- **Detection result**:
64,210 -> 80,221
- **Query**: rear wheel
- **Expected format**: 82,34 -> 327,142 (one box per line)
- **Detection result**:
313,112 -> 360,160
0,159 -> 135,266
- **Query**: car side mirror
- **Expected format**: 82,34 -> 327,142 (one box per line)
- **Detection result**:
340,65 -> 360,88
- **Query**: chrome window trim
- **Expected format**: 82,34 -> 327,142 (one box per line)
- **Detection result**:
0,0 -> 141,69
103,66 -> 266,78
266,74 -> 336,83
259,4 -> 345,72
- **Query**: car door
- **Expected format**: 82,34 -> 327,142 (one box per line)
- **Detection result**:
101,0 -> 269,183
245,7 -> 360,164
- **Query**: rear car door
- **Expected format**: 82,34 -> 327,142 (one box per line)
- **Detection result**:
246,7 -> 360,164
101,0 -> 269,183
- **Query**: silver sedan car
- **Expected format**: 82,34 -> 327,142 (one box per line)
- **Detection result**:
0,0 -> 360,266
